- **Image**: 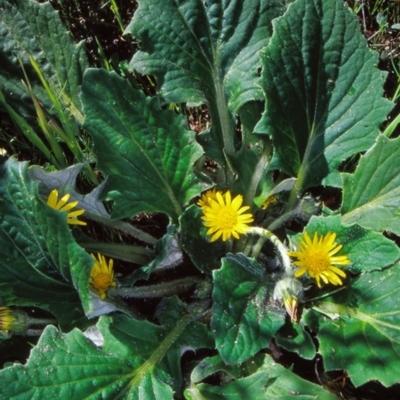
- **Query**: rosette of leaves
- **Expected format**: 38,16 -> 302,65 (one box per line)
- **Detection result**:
1,0 -> 400,398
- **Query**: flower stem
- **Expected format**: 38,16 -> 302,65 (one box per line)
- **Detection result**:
109,277 -> 201,298
25,329 -> 45,336
247,227 -> 292,274
27,317 -> 57,327
243,141 -> 273,207
248,206 -> 300,259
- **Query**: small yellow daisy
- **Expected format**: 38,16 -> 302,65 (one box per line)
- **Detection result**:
47,189 -> 86,226
90,253 -> 116,299
288,231 -> 350,288
201,191 -> 254,242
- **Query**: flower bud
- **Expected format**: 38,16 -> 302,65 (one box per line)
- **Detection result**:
273,277 -> 304,322
0,307 -> 28,333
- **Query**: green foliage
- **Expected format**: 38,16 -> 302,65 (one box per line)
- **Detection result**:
212,254 -> 285,363
186,354 -> 339,400
1,0 -> 400,398
307,263 -> 400,387
341,135 -> 400,235
0,0 -> 87,116
256,0 -> 392,192
0,158 -> 92,329
82,69 -> 206,221
0,0 -> 97,183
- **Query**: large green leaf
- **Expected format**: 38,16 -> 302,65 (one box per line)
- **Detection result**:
0,0 -> 88,116
308,263 -> 400,387
101,300 -> 212,394
0,304 -> 212,399
185,354 -> 339,400
126,0 -> 285,159
126,0 -> 284,112
341,135 -> 400,235
294,216 -> 400,274
0,158 -> 93,328
81,69 -> 206,221
0,324 -> 173,400
212,253 -> 285,364
256,0 -> 392,190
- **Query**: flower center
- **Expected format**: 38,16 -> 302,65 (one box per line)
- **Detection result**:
218,207 -> 237,230
92,273 -> 113,292
304,250 -> 331,273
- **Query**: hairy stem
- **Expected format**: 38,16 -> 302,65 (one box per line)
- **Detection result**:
109,277 -> 201,298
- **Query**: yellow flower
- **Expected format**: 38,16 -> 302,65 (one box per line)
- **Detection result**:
90,253 -> 116,299
201,191 -> 254,242
0,307 -> 27,332
47,189 -> 86,226
197,188 -> 222,208
288,231 -> 350,288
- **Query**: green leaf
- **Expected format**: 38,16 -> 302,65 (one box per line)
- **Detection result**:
309,263 -> 400,387
0,159 -> 93,328
0,0 -> 88,117
212,254 -> 285,364
126,0 -> 285,112
190,355 -> 242,384
256,0 -> 392,190
185,354 -> 339,400
125,0 -> 285,158
155,297 -> 214,392
179,205 -> 226,273
261,354 -> 339,400
341,135 -> 400,235
0,324 -> 174,400
100,300 -> 212,394
294,215 -> 400,274
81,69 -> 205,221
275,322 -> 316,360
186,369 -> 271,400
0,304 -> 212,399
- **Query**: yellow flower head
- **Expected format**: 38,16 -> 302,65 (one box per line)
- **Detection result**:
201,191 -> 254,242
0,307 -> 27,332
288,231 -> 350,288
197,188 -> 222,208
47,189 -> 86,226
90,253 -> 116,299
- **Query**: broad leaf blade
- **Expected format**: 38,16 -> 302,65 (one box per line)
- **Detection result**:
310,264 -> 400,387
126,0 -> 284,112
256,0 -> 392,189
81,69 -> 205,221
341,135 -> 400,235
212,254 -> 285,364
0,159 -> 93,328
0,325 -> 173,400
275,323 -> 316,360
100,301 -> 212,395
186,354 -> 339,400
0,0 -> 88,116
